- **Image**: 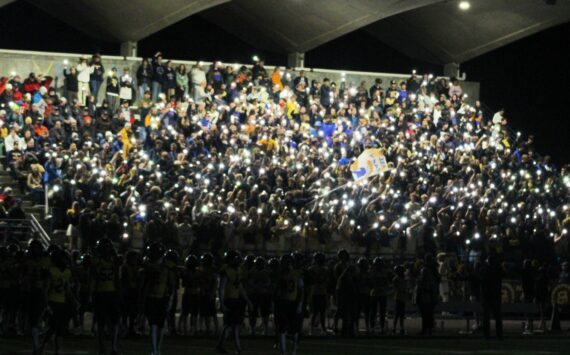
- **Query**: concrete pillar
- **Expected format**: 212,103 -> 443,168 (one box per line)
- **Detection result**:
120,41 -> 138,57
287,52 -> 305,69
443,62 -> 460,79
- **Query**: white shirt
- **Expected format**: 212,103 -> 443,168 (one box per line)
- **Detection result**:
4,133 -> 26,153
76,63 -> 94,83
191,68 -> 206,86
433,108 -> 442,126
492,111 -> 503,125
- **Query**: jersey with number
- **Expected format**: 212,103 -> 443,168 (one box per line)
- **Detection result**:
92,257 -> 118,293
220,265 -> 241,300
48,266 -> 72,303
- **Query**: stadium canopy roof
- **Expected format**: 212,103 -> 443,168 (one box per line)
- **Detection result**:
10,0 -> 570,65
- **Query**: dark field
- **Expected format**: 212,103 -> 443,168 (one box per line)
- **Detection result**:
4,332 -> 570,355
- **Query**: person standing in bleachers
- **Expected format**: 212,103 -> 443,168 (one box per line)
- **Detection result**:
76,56 -> 93,106
89,54 -> 104,104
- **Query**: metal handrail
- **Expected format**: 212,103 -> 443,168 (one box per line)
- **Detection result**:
30,213 -> 50,248
0,218 -> 31,245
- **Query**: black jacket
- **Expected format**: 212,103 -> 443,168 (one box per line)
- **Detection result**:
480,261 -> 502,304
63,69 -> 79,92
136,64 -> 153,86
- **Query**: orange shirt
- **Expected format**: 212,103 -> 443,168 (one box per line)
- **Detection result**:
271,71 -> 283,91
34,125 -> 49,137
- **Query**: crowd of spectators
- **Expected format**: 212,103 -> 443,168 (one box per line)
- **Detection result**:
0,51 -> 567,267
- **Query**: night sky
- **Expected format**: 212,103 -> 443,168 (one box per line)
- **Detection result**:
0,1 -> 568,164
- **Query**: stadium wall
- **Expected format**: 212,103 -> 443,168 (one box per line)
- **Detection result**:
0,49 -> 480,104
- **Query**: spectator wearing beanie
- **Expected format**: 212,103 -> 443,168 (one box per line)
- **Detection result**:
23,72 -> 41,94
80,115 -> 94,138
22,116 -> 35,138
8,74 -> 23,93
33,117 -> 48,137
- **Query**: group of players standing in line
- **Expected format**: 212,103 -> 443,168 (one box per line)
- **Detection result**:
0,239 -> 421,355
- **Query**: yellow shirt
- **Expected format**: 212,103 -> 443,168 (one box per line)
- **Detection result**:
258,137 -> 276,151
48,267 -> 71,303
119,127 -> 133,158
221,265 -> 241,300
286,100 -> 298,119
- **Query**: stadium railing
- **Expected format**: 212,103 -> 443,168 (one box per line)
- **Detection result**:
0,218 -> 31,245
0,48 -> 481,104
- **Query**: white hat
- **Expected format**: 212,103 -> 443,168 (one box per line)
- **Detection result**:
5,83 -> 12,91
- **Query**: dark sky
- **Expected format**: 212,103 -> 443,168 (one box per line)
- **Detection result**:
0,1 -> 568,163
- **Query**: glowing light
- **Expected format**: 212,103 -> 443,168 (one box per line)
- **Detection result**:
459,1 -> 471,10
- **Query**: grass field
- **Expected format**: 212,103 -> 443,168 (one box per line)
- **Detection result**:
3,335 -> 570,355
